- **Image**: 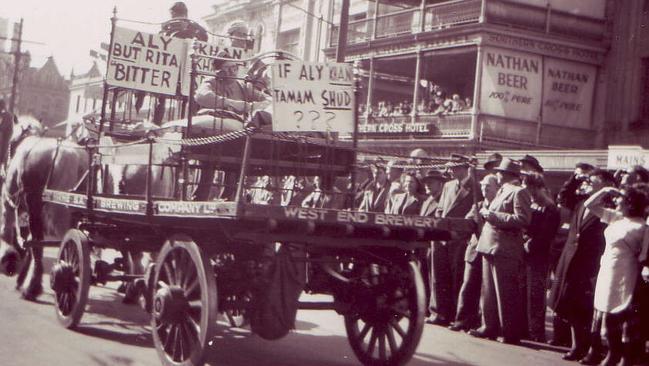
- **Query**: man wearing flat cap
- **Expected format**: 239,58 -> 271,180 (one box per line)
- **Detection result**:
470,158 -> 531,344
426,157 -> 477,326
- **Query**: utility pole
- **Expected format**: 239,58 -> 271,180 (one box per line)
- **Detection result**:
335,0 -> 349,63
9,18 -> 23,114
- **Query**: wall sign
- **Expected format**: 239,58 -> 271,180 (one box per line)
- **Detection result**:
542,58 -> 596,129
480,47 -> 543,122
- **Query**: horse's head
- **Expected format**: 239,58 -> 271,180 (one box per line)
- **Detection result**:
9,115 -> 44,157
66,117 -> 94,144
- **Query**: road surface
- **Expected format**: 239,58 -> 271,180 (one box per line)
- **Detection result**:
0,248 -> 574,366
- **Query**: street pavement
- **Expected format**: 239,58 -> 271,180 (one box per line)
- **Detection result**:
0,248 -> 576,366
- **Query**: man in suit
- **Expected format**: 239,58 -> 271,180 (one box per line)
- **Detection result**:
469,158 -> 532,344
427,159 -> 477,326
418,170 -> 447,308
448,173 -> 499,332
358,163 -> 390,212
385,172 -> 422,215
419,170 -> 446,217
549,169 -> 615,362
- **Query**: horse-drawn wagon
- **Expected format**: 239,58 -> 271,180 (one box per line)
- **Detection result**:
0,11 -> 475,366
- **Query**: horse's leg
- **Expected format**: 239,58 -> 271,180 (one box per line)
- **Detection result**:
21,191 -> 43,300
0,192 -> 21,276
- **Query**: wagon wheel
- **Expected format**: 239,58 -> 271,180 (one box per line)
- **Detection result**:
51,229 -> 91,329
344,261 -> 425,366
152,235 -> 218,366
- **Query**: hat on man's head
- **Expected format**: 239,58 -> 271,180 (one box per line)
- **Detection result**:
494,157 -> 522,176
576,162 -> 595,171
483,152 -> 502,171
519,154 -> 543,173
409,148 -> 428,159
227,21 -> 249,36
170,2 -> 188,14
421,170 -> 447,183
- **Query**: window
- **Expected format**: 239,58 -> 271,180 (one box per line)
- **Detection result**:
277,29 -> 300,56
75,95 -> 81,113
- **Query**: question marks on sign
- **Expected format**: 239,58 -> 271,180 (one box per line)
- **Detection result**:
294,111 -> 304,130
325,112 -> 335,130
309,111 -> 320,129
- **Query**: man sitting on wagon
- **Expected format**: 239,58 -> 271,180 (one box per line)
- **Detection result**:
194,52 -> 272,129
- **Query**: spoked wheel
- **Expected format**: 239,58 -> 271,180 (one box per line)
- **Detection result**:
344,261 -> 425,366
51,229 -> 91,329
152,235 -> 217,366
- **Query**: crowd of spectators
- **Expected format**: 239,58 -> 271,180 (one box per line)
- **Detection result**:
242,150 -> 649,366
358,90 -> 473,119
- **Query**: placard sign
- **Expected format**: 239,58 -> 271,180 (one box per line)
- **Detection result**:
480,47 -> 542,122
542,58 -> 596,129
271,61 -> 355,132
179,38 -> 252,96
106,27 -> 185,95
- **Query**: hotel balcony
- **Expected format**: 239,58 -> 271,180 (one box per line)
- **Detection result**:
329,0 -> 606,48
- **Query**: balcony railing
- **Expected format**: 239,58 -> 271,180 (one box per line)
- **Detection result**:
329,0 -> 605,48
330,0 -> 481,47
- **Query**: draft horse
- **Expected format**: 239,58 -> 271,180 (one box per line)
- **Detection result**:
0,119 -> 88,300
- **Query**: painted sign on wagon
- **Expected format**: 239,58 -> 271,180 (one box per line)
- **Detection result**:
106,27 -> 185,95
271,61 -> 355,133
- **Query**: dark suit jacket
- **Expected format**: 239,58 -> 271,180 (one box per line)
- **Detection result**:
419,195 -> 439,217
385,193 -> 422,215
358,182 -> 390,213
437,177 -> 476,219
548,200 -> 607,320
476,181 -> 532,259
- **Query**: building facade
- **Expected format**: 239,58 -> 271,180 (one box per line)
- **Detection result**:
203,0 -> 335,62
0,55 -> 70,128
206,0 -> 647,159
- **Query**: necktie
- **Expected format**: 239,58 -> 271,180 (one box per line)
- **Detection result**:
400,195 -> 409,214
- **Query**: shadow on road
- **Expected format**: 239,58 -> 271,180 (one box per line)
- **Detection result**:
74,294 -> 153,349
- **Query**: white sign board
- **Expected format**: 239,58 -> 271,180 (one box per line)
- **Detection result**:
106,27 -> 185,95
270,61 -> 355,132
607,146 -> 649,170
542,58 -> 596,129
480,47 -> 542,122
179,38 -> 252,96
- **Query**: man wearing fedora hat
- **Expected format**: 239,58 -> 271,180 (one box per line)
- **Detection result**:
483,152 -> 502,173
426,158 -> 477,326
469,157 -> 531,344
418,170 -> 447,307
520,154 -> 544,174
449,173 -> 500,332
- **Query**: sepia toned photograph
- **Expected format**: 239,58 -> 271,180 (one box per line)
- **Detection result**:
0,1 -> 648,365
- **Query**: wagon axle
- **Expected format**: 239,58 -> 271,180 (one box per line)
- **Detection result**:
50,262 -> 76,293
153,285 -> 189,325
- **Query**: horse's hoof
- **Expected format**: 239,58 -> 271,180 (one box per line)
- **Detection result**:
122,281 -> 140,305
21,284 -> 43,302
0,247 -> 20,277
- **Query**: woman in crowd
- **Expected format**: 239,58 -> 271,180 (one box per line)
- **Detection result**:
582,183 -> 649,366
